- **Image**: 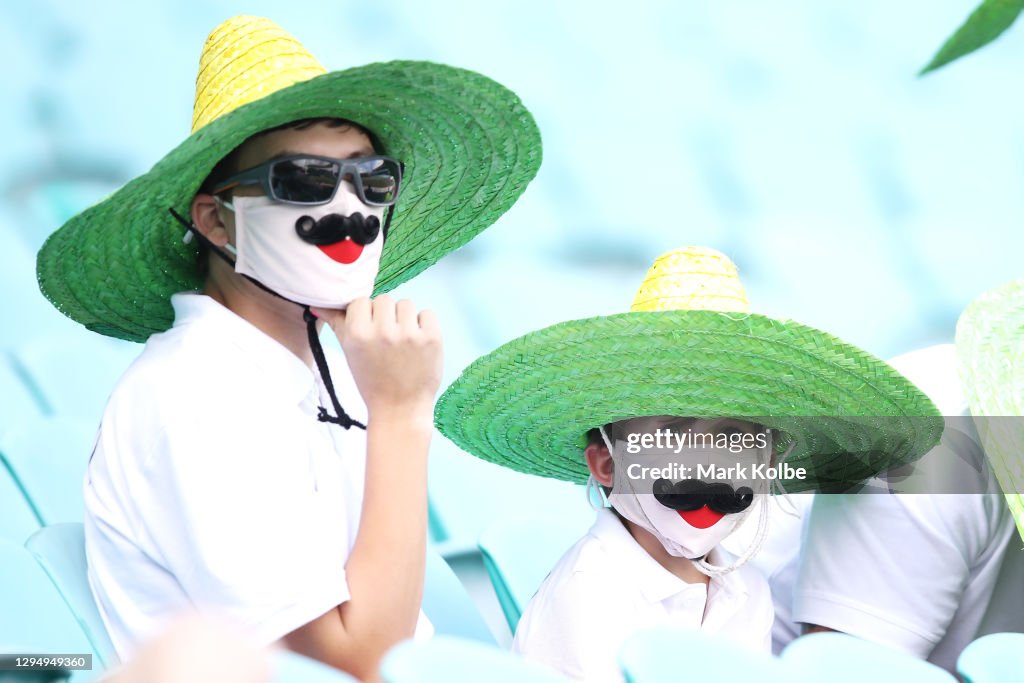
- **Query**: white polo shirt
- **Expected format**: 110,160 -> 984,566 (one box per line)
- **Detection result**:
512,508 -> 773,683
84,293 -> 431,660
790,344 -> 1024,673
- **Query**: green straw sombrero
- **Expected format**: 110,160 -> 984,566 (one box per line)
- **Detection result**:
436,247 -> 943,492
956,279 -> 1024,543
36,15 -> 542,342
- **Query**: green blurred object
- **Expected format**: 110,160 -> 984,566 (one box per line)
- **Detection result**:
921,0 -> 1024,74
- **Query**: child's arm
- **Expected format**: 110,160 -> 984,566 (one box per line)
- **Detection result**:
282,295 -> 442,680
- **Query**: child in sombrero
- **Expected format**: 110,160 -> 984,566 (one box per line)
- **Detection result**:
436,246 -> 942,682
36,15 -> 540,678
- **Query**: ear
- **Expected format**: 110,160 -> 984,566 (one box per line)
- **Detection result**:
191,193 -> 231,247
584,442 -> 614,488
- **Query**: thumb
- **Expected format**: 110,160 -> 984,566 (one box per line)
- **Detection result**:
310,307 -> 347,332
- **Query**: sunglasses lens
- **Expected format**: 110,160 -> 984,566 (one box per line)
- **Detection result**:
355,158 -> 401,206
270,158 -> 341,204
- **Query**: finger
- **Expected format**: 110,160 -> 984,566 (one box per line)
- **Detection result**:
339,298 -> 372,340
310,306 -> 346,328
371,294 -> 397,330
344,298 -> 371,325
417,308 -> 441,339
396,299 -> 417,334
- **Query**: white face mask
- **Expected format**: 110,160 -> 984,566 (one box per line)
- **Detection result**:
601,427 -> 770,562
217,186 -> 386,308
609,489 -> 752,560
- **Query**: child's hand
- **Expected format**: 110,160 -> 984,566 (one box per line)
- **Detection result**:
313,296 -> 442,423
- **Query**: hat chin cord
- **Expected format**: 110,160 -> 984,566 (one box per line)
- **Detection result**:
694,437 -> 798,577
169,206 -> 382,430
598,426 -> 797,577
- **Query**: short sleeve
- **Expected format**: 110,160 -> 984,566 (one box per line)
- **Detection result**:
793,494 -> 970,658
136,392 -> 352,644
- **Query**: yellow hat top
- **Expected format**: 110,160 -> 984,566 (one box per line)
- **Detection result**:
630,246 -> 751,314
191,15 -> 327,133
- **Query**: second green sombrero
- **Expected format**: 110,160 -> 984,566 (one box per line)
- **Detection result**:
436,247 -> 943,492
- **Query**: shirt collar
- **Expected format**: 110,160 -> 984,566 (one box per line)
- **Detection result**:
170,292 -> 317,405
589,508 -> 748,604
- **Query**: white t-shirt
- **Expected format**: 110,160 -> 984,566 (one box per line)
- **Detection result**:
790,344 -> 1024,673
512,508 -> 773,683
84,293 -> 431,660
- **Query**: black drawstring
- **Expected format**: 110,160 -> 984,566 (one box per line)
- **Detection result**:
169,207 -> 366,430
303,306 -> 365,429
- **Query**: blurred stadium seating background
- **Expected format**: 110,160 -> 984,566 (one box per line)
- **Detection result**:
1,0 -> 1022,647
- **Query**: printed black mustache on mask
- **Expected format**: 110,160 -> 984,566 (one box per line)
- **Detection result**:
652,478 -> 754,514
295,212 -> 381,246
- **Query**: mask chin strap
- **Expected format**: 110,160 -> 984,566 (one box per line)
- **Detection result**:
169,207 -> 366,430
693,494 -> 769,578
693,434 -> 798,578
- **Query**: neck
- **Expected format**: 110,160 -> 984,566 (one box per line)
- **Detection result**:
203,270 -> 317,367
619,515 -> 710,586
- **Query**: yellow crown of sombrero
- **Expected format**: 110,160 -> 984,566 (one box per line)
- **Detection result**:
37,15 -> 542,342
436,245 -> 943,491
192,16 -> 326,133
630,246 -> 750,313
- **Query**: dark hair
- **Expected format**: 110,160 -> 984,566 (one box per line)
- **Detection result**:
586,423 -> 614,448
199,117 -> 374,195
195,117 -> 375,275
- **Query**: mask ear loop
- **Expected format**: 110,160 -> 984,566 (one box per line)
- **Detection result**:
599,426 -> 653,519
586,475 -> 609,510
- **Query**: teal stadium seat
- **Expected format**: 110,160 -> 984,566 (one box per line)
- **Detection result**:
25,525 -> 117,669
422,550 -> 496,645
477,515 -> 588,631
0,539 -> 101,682
11,334 -> 137,425
957,632 -> 1024,683
381,635 -> 570,683
619,627 -> 788,683
781,632 -> 956,682
1,416 -> 95,525
0,465 -> 40,543
426,439 -> 592,556
0,221 -> 88,353
0,355 -> 46,439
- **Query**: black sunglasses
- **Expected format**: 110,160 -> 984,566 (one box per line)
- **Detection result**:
213,154 -> 403,207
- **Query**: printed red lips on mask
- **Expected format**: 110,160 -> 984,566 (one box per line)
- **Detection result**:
318,238 -> 364,265
678,506 -> 725,529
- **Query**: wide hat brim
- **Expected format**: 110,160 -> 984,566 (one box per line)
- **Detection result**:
956,279 -> 1024,541
37,60 -> 542,341
436,310 -> 943,492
